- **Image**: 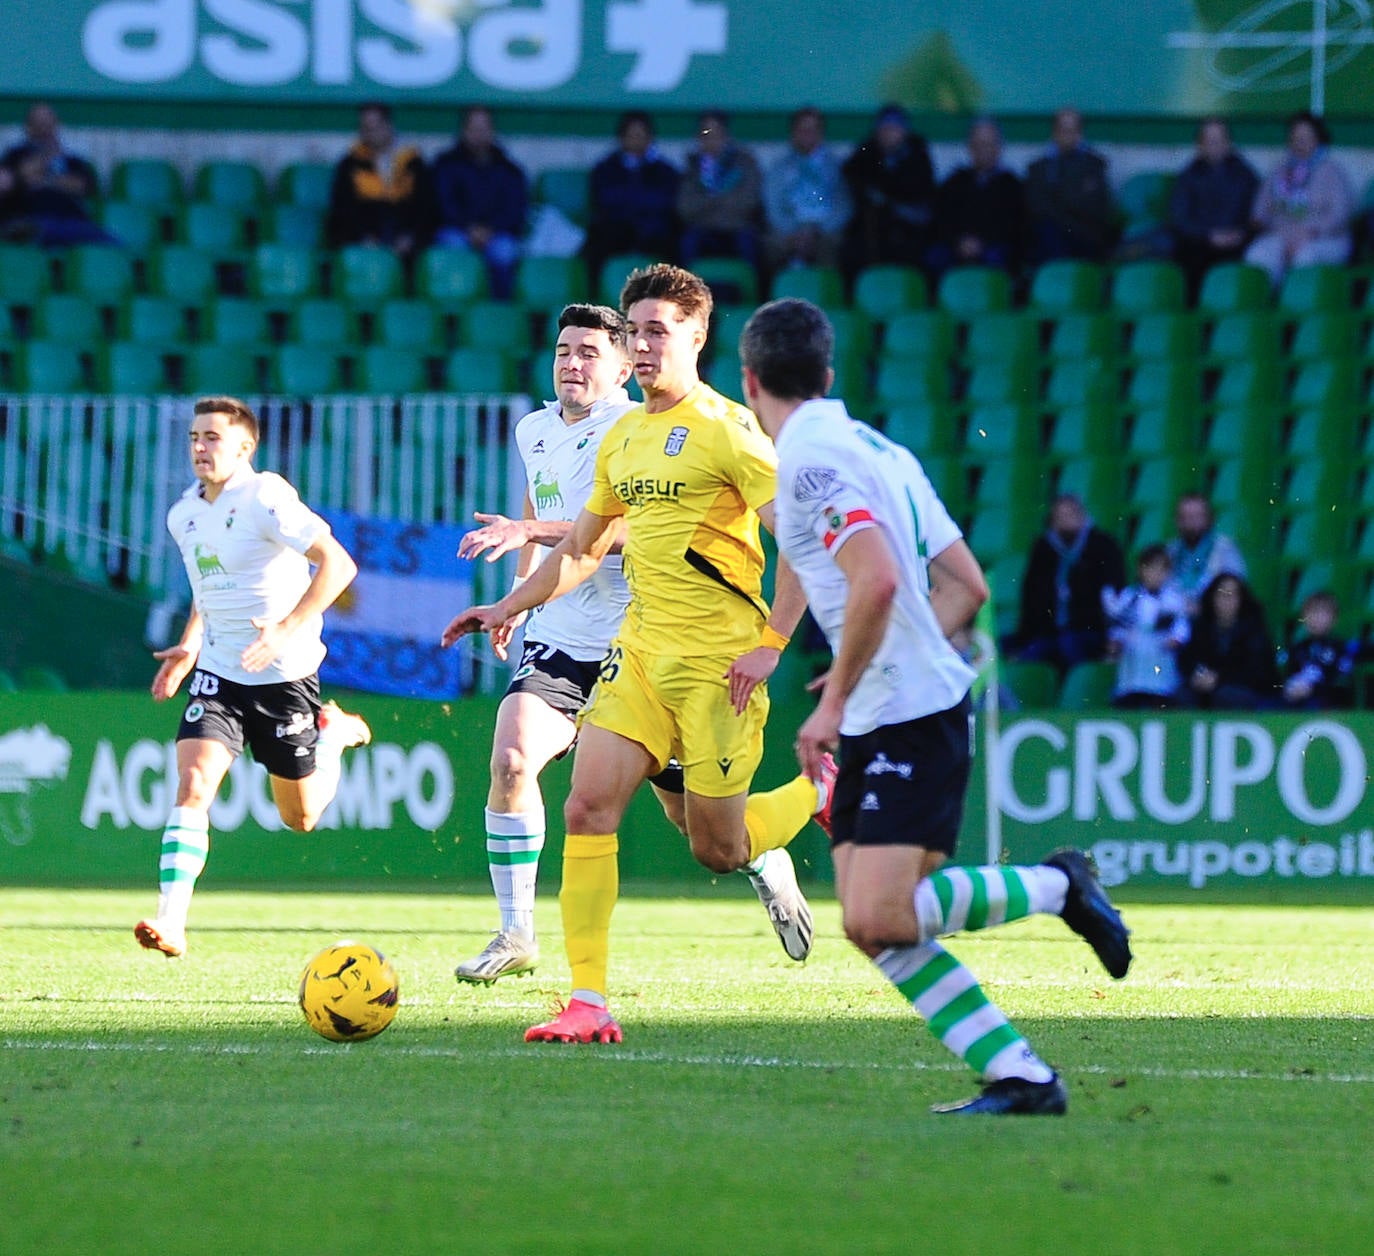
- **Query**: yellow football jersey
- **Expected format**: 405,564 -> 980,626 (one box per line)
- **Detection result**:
585,382 -> 777,657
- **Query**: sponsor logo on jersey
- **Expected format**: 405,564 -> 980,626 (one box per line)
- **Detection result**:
664,426 -> 690,456
793,466 -> 837,502
614,476 -> 687,506
276,710 -> 314,739
864,753 -> 913,779
717,756 -> 734,777
822,507 -> 875,550
860,791 -> 881,811
531,439 -> 546,454
533,470 -> 564,511
193,543 -> 227,576
184,519 -> 196,534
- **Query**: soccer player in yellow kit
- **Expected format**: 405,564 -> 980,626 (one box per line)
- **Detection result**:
443,264 -> 834,1042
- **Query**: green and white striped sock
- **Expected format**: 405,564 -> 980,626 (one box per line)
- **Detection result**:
915,864 -> 1069,940
876,941 -> 1055,1083
155,806 -> 210,931
484,808 -> 545,937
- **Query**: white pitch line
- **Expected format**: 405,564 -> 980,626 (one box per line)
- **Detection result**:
3,1037 -> 1371,1085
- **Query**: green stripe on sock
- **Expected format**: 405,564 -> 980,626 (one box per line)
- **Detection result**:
1003,868 -> 1030,922
932,872 -> 954,926
966,871 -> 990,931
892,946 -> 961,1004
160,866 -> 200,883
964,1022 -> 1026,1075
161,839 -> 208,857
487,849 -> 541,866
926,983 -> 991,1043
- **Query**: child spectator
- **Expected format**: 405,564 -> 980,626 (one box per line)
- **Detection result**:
1103,544 -> 1191,708
1279,591 -> 1360,710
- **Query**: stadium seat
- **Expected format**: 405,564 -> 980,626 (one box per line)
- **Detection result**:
1288,358 -> 1357,410
1058,660 -> 1117,709
1116,171 -> 1175,245
703,350 -> 743,401
983,553 -> 1025,635
16,341 -> 87,392
882,401 -> 960,456
1210,359 -> 1282,409
964,359 -> 1039,408
277,162 -> 335,211
1196,262 -> 1270,315
1128,454 -> 1204,514
459,300 -> 532,354
273,344 -> 344,395
1277,264 -> 1351,316
0,301 -> 14,343
965,500 -> 1041,565
1289,311 -> 1358,361
63,244 -> 135,306
1045,311 -> 1117,362
99,201 -> 162,252
853,265 -> 927,322
828,310 -> 873,369
1281,506 -> 1354,561
963,403 -> 1040,461
1204,404 -> 1281,483
693,257 -> 759,305
290,297 -> 353,348
1205,311 -> 1280,363
534,167 -> 591,225
1044,359 -> 1118,411
873,356 -> 949,408
970,451 -> 1049,508
264,204 -> 324,248
1000,659 -> 1061,709
882,309 -> 955,361
0,244 -> 53,305
145,245 -> 218,305
1283,457 -> 1357,515
770,266 -> 844,307
103,342 -> 170,393
598,253 -> 656,306
1054,455 -> 1129,527
417,247 -> 488,305
938,266 -> 1012,319
181,202 -> 247,253
33,293 -> 101,345
1124,311 -> 1199,362
336,245 -> 404,303
1109,260 -> 1185,316
357,345 -> 428,394
1124,403 -> 1198,458
206,298 -> 270,347
515,255 -> 587,315
1283,559 -> 1361,624
1284,405 -> 1359,460
123,295 -> 188,345
1028,260 -> 1105,315
1129,502 -> 1174,551
964,311 -> 1038,366
194,160 -> 267,211
250,242 -> 320,303
182,343 -> 262,395
375,298 -> 443,350
1046,402 -> 1123,458
445,346 -> 517,393
111,158 -> 183,209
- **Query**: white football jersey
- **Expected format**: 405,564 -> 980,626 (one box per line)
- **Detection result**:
167,465 -> 331,685
514,391 -> 635,660
773,399 -> 976,735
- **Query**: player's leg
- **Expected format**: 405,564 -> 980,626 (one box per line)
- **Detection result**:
524,721 -> 654,1044
456,690 -> 577,984
134,736 -> 233,958
260,679 -> 368,832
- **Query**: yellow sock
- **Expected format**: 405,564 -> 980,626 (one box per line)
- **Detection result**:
744,775 -> 819,863
560,833 -> 619,999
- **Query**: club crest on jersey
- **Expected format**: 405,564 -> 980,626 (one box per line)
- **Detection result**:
664,426 -> 690,456
794,467 -> 837,502
576,430 -> 596,450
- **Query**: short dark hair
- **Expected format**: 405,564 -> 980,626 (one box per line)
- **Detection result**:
1287,109 -> 1330,145
557,303 -> 628,348
1137,543 -> 1170,568
616,109 -> 654,139
620,263 -> 713,326
738,299 -> 833,401
358,101 -> 392,122
194,395 -> 259,441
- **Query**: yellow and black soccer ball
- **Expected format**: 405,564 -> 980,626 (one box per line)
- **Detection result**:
298,941 -> 399,1043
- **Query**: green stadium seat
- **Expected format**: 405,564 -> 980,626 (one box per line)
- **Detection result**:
964,359 -> 1039,408
445,346 -> 517,393
182,343 -> 263,395
63,244 -> 135,306
598,253 -> 657,306
1000,659 -> 1061,709
375,297 -> 442,350
264,204 -> 324,248
515,255 -> 587,315
417,247 -> 488,305
273,344 -> 344,395
195,160 -> 267,211
872,356 -> 948,408
1281,506 -> 1354,560
1283,559 -> 1361,625
710,305 -> 752,354
1124,360 -> 1199,418
971,453 -> 1049,509
938,266 -> 1012,319
17,341 -> 87,392
965,500 -> 1041,565
1045,311 -> 1117,362
111,158 -> 183,209
1109,260 -> 1185,316
1205,311 -> 1280,363
1125,311 -> 1199,362
0,302 -> 14,342
963,403 -> 1040,460
1125,404 -> 1199,458
250,242 -> 320,303
1044,359 -> 1118,410
103,342 -> 170,393
534,167 -> 590,225
0,668 -> 18,692
1289,311 -> 1358,361
1211,359 -> 1281,409
882,401 -> 960,456
358,345 -> 428,394
206,298 -> 270,347
1284,405 -> 1358,459
181,202 -> 247,252
853,265 -> 926,322
1058,660 -> 1117,710
33,293 -> 101,345
1054,455 -> 1130,527
0,244 -> 53,305
1117,171 -> 1175,243
99,201 -> 162,252
146,246 -> 218,305
770,266 -> 844,307
964,311 -> 1039,365
882,309 -> 955,361
1128,454 -> 1205,513
1197,262 -> 1270,315
459,300 -> 532,354
1204,405 -> 1281,487
693,257 -> 759,305
123,295 -> 188,345
1288,358 -> 1357,410
1028,260 -> 1105,314
291,297 -> 353,348
703,350 -> 743,401
335,245 -> 404,304
1283,457 -> 1356,514
1277,264 -> 1351,316
1046,402 -> 1122,458
277,162 -> 335,211
828,309 -> 873,367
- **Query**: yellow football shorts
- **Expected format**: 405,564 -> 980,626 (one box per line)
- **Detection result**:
583,640 -> 768,798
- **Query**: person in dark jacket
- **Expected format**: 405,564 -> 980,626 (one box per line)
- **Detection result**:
433,106 -> 529,299
583,111 -> 679,290
928,117 -> 1025,277
1178,573 -> 1280,709
1279,590 -> 1360,710
1169,117 -> 1260,298
1,102 -> 118,247
842,103 -> 936,275
677,109 -> 763,274
326,102 -> 431,257
1025,107 -> 1115,263
1010,493 -> 1126,671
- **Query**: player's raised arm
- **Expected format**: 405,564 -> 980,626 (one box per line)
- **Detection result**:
241,531 -> 358,674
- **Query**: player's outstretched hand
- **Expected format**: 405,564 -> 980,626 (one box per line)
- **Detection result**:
488,610 -> 527,662
242,618 -> 291,673
150,643 -> 197,701
725,646 -> 780,715
458,512 -> 530,563
440,604 -> 509,650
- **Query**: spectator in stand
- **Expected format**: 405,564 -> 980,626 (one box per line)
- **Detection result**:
326,102 -> 431,258
764,106 -> 851,273
583,111 -> 679,290
432,106 -> 529,300
928,117 -> 1025,278
0,102 -> 119,247
841,103 -> 935,276
1102,544 -> 1191,709
1009,493 -> 1126,672
1168,117 -> 1260,299
1245,110 -> 1353,287
1279,590 -> 1360,710
1177,573 -> 1280,710
1164,491 -> 1247,613
677,109 -> 763,280
1025,107 -> 1115,263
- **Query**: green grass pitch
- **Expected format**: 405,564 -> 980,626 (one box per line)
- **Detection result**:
2,885 -> 1372,1255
